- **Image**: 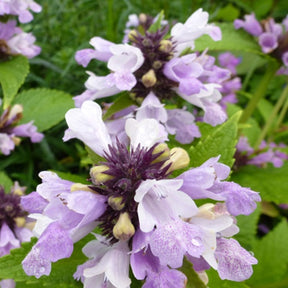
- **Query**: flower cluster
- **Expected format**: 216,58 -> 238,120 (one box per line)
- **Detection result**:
0,182 -> 33,288
217,52 -> 242,109
0,0 -> 41,59
74,9 -> 229,128
234,13 -> 288,74
21,100 -> 261,287
234,136 -> 288,169
0,102 -> 43,155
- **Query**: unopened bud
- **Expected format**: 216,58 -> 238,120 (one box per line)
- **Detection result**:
8,104 -> 23,121
139,13 -> 147,25
197,271 -> 209,285
113,212 -> 135,241
152,60 -> 163,70
108,196 -> 125,211
90,165 -> 114,185
164,147 -> 190,173
128,30 -> 137,41
142,69 -> 157,88
197,203 -> 215,219
70,183 -> 95,193
15,217 -> 26,228
152,143 -> 170,163
159,39 -> 173,53
12,136 -> 21,146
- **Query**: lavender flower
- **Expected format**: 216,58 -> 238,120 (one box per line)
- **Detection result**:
0,0 -> 41,23
217,52 -> 242,108
0,20 -> 41,59
234,14 -> 288,74
234,136 -> 288,169
74,9 -> 228,127
0,182 -> 33,288
20,100 -> 259,286
0,103 -> 43,155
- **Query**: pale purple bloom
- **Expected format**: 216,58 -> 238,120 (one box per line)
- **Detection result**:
178,83 -> 227,126
0,0 -> 41,23
0,279 -> 15,288
258,32 -> 278,53
0,20 -> 41,58
215,238 -> 258,281
21,171 -> 107,278
171,8 -> 221,54
165,108 -> 201,144
163,54 -> 204,95
234,13 -> 263,36
73,44 -> 144,106
134,179 -> 198,232
149,219 -> 204,268
178,156 -> 261,216
0,104 -> 43,155
75,235 -> 131,288
75,37 -> 114,67
235,136 -> 288,168
218,52 -> 241,75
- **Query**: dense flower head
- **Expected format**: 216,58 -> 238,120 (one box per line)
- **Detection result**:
0,182 -> 33,287
234,13 -> 288,74
20,100 -> 260,286
234,136 -> 288,169
74,9 -> 228,127
0,20 -> 41,59
0,102 -> 43,155
0,0 -> 42,23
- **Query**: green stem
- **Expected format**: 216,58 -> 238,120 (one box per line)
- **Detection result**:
254,84 -> 288,148
274,85 -> 288,132
240,62 -> 279,124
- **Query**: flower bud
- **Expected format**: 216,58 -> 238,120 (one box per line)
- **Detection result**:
152,143 -> 170,163
139,13 -> 147,25
128,30 -> 138,41
70,183 -> 95,193
108,196 -> 125,211
8,104 -> 23,122
113,212 -> 135,241
90,165 -> 114,185
164,147 -> 190,173
141,69 -> 157,88
14,217 -> 26,228
159,39 -> 173,53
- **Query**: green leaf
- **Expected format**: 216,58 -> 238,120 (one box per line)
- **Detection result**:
189,111 -> 241,168
207,269 -> 250,288
0,56 -> 29,109
231,162 -> 288,204
0,238 -> 38,281
52,170 -> 90,184
234,205 -> 261,250
179,258 -> 207,288
247,220 -> 288,287
148,10 -> 165,33
0,171 -> 13,192
14,88 -> 74,132
195,23 -> 264,56
102,92 -> 135,121
215,4 -> 240,22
